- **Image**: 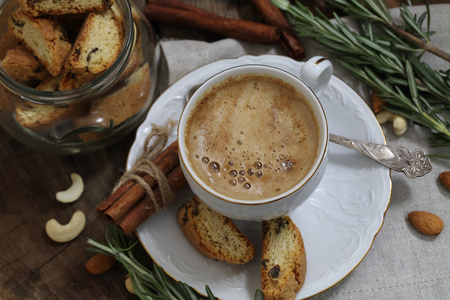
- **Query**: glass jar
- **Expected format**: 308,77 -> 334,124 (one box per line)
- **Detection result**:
0,0 -> 159,154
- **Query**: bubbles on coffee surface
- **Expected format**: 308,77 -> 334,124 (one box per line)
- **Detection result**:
198,156 -> 221,173
224,160 -> 266,190
209,162 -> 221,173
196,154 -> 266,191
280,160 -> 294,171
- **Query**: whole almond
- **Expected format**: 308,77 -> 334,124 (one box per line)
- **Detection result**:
85,253 -> 116,275
371,91 -> 387,113
438,172 -> 450,191
125,274 -> 136,294
408,211 -> 444,236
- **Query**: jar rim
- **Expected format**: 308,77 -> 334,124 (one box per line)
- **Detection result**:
0,0 -> 135,105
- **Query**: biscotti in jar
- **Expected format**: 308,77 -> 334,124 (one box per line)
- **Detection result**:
0,0 -> 159,154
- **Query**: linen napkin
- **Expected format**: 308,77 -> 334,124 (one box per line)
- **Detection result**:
156,4 -> 450,299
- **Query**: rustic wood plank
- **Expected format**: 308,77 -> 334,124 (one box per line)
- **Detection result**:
0,125 -> 136,299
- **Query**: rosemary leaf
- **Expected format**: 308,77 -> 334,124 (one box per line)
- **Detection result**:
366,0 -> 391,24
180,282 -> 200,300
417,10 -> 428,29
205,286 -> 216,300
255,289 -> 264,300
409,56 -> 450,98
312,37 -> 358,54
384,77 -> 409,87
334,15 -> 361,46
400,5 -> 429,41
405,59 -> 421,111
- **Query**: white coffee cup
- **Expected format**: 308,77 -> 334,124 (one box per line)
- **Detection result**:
178,56 -> 332,220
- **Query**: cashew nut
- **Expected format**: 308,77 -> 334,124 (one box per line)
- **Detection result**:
56,173 -> 84,203
45,210 -> 86,243
376,110 -> 408,136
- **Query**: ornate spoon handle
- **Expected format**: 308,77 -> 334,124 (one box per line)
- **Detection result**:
329,133 -> 432,178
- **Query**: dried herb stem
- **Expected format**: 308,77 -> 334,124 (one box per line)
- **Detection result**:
390,23 -> 450,62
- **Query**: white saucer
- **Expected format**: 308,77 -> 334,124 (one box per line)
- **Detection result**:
128,55 -> 392,299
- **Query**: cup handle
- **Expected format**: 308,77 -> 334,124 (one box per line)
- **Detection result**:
299,56 -> 333,97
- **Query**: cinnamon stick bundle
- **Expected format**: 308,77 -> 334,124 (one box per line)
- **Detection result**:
250,0 -> 305,60
118,165 -> 187,235
96,140 -> 187,234
145,2 -> 280,44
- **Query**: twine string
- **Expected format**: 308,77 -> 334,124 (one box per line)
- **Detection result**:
113,124 -> 174,212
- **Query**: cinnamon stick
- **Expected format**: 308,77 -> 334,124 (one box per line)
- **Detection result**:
96,180 -> 135,214
118,165 -> 188,235
96,140 -> 179,217
250,0 -> 305,60
144,4 -> 280,44
148,0 -> 206,15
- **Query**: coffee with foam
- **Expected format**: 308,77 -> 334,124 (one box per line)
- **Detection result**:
184,73 -> 319,201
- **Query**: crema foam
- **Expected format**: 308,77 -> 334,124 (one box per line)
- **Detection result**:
184,73 -> 319,200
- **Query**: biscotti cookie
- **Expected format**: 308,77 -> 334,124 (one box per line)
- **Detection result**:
76,63 -> 149,142
8,10 -> 72,77
15,101 -> 86,130
261,216 -> 307,300
35,74 -> 63,91
19,0 -> 114,17
1,46 -> 48,85
0,28 -> 19,59
176,196 -> 256,264
0,84 -> 10,112
88,62 -> 150,126
62,7 -> 123,89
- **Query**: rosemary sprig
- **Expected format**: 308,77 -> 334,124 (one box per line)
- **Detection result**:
271,0 -> 450,147
87,226 -> 265,300
328,0 -> 450,62
87,226 -> 216,300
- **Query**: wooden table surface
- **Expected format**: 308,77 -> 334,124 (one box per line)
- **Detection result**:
0,1 -> 447,299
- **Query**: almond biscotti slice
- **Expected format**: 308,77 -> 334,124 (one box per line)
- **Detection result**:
261,216 -> 307,300
16,75 -> 84,129
76,62 -> 149,142
15,102 -> 84,130
0,84 -> 11,112
88,62 -> 150,126
1,46 -> 48,85
176,196 -> 256,264
0,28 -> 19,59
19,0 -> 114,17
8,10 -> 72,77
62,7 -> 123,90
35,74 -> 63,91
